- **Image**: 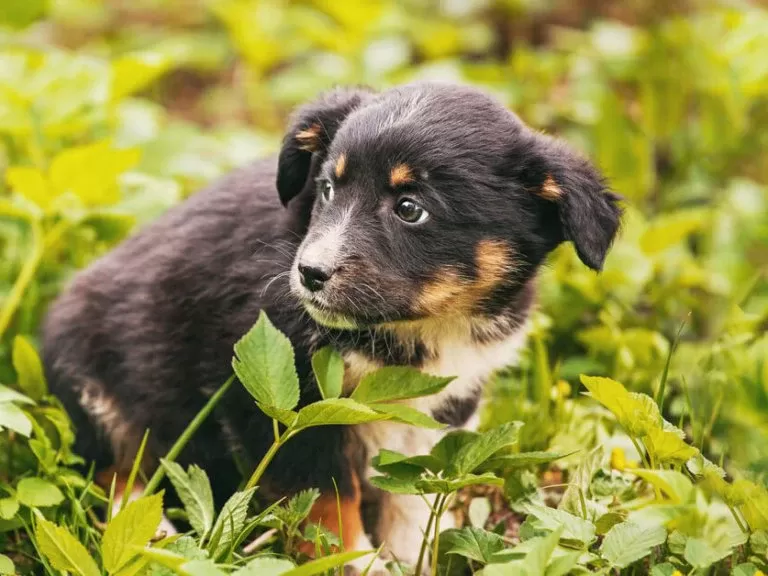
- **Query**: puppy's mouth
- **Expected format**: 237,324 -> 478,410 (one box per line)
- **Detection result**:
301,301 -> 360,330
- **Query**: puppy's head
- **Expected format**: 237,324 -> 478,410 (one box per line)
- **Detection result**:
277,83 -> 622,329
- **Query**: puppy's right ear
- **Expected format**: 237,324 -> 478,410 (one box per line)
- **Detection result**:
277,87 -> 374,206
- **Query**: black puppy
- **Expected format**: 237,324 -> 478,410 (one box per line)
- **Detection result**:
42,82 -> 621,571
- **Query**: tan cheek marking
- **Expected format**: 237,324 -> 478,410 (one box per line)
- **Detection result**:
475,239 -> 512,290
418,269 -> 474,316
390,163 -> 414,187
539,175 -> 563,200
299,472 -> 363,556
295,123 -> 322,152
335,153 -> 347,179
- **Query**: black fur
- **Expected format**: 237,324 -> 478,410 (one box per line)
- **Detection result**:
42,82 -> 622,510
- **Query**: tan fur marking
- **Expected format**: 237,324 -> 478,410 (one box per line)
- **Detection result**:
335,153 -> 347,178
299,472 -> 363,556
390,163 -> 414,187
475,239 -> 511,290
540,175 -> 563,200
295,123 -> 322,152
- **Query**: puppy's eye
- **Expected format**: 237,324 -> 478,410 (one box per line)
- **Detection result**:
321,181 -> 335,202
395,198 -> 428,224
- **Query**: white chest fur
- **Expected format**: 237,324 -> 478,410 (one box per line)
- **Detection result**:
347,324 -> 529,476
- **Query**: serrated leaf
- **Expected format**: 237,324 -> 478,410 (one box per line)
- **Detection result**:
311,346 -> 344,400
369,402 -> 446,429
482,451 -> 573,472
103,492 -> 163,573
522,503 -> 597,546
430,430 -> 479,468
560,446 -> 603,516
632,469 -> 693,504
34,511 -> 100,576
232,557 -> 295,576
650,563 -> 677,576
0,497 -> 19,520
294,398 -> 390,429
209,488 -> 255,559
0,383 -> 35,405
350,366 -> 453,404
233,311 -> 299,410
182,559 -> 227,576
683,537 -> 733,568
111,52 -> 171,101
280,550 -> 374,576
416,472 -> 504,494
442,526 -> 505,564
450,421 -> 523,475
643,425 -> 698,465
0,401 -> 32,437
368,475 -> 421,494
17,477 -> 64,507
732,563 -> 761,576
580,375 -> 662,436
0,554 -> 14,575
161,460 -> 214,540
12,335 -> 47,401
600,522 -> 667,568
522,525 -> 564,576
258,403 -> 298,426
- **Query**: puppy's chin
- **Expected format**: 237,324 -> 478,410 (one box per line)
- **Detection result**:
302,302 -> 360,330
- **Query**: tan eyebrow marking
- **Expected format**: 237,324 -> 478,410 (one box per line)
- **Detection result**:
295,123 -> 322,152
335,153 -> 347,178
539,175 -> 563,200
390,163 -> 414,187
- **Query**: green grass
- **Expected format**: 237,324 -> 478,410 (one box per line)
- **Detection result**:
1,0 -> 767,574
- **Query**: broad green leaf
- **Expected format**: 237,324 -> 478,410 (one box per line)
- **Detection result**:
442,526 -> 505,564
209,488 -> 255,559
469,497 -> 492,528
430,430 -> 479,468
481,451 -> 572,472
12,335 -> 47,400
450,421 -> 523,475
579,375 -> 661,436
732,563 -> 761,576
732,480 -> 768,530
0,401 -> 32,437
233,557 -> 295,576
350,366 -> 453,404
595,512 -> 626,535
0,383 -> 35,405
134,547 -> 187,571
182,560 -> 227,576
233,312 -> 299,410
415,472 -> 504,494
280,550 -> 374,576
103,492 -> 163,573
369,402 -> 446,429
311,346 -> 344,400
639,209 -> 708,254
0,498 -> 19,520
34,511 -> 100,576
17,477 -> 64,507
642,425 -> 698,465
599,521 -> 667,568
650,563 -> 677,576
560,446 -> 603,516
521,526 -> 564,576
522,503 -> 597,546
294,398 -> 390,429
683,537 -> 733,568
5,166 -> 50,209
111,52 -> 171,101
258,403 -> 298,426
0,554 -> 13,575
632,469 -> 693,504
368,475 -> 421,495
160,460 -> 214,540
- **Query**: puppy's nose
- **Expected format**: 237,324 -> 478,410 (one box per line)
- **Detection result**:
298,264 -> 333,292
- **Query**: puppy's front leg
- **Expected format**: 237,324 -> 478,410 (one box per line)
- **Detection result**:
376,491 -> 456,574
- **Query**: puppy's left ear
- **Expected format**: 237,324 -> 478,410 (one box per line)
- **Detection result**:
277,86 -> 374,206
532,135 -> 623,271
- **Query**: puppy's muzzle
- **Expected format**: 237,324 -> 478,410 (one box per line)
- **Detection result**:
298,263 -> 334,292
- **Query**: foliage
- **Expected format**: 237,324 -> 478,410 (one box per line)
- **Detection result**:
1,0 -> 767,574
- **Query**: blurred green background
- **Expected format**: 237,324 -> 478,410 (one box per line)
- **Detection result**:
0,0 -> 766,479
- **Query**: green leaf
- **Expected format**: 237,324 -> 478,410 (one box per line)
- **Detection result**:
350,366 -> 453,404
294,398 -> 390,429
650,563 -> 677,576
182,559 -> 227,576
450,421 -> 523,475
560,446 -> 603,516
368,475 -> 421,495
599,521 -> 667,568
232,311 -> 300,410
632,469 -> 693,504
369,402 -> 446,429
430,430 -> 478,468
0,383 -> 35,405
34,511 -> 100,576
521,525 -> 564,576
415,472 -> 504,494
0,554 -> 14,575
103,492 -> 164,573
12,335 -> 47,401
160,460 -> 215,540
0,498 -> 19,520
733,563 -> 761,576
17,477 -> 64,507
111,52 -> 172,101
521,503 -> 596,546
209,488 -> 255,559
232,557 -> 296,576
469,497 -> 492,528
311,346 -> 344,400
481,451 -> 572,472
258,403 -> 298,426
683,537 -> 733,568
0,401 -> 32,437
579,375 -> 661,436
442,526 -> 505,564
280,550 -> 374,576
642,424 -> 698,465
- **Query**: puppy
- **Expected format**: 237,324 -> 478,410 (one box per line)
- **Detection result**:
42,82 -> 621,571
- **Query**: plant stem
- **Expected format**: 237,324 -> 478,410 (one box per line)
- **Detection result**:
245,429 -> 286,490
727,504 -> 749,534
143,375 -> 235,496
0,218 -> 42,339
416,494 -> 440,575
431,494 -> 447,576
